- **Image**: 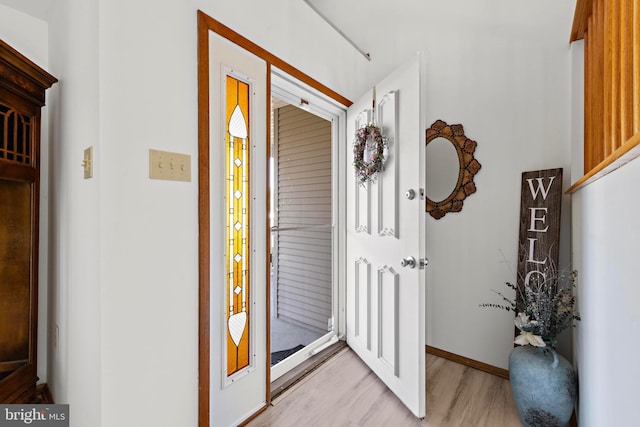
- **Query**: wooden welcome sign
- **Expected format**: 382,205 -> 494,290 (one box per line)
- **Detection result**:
516,168 -> 563,311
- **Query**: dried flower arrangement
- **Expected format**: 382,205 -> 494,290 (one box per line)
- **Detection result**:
481,265 -> 581,349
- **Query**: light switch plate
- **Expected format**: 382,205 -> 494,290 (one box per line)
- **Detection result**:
149,149 -> 191,182
83,146 -> 93,179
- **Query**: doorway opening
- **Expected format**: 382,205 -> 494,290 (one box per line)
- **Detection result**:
269,72 -> 345,384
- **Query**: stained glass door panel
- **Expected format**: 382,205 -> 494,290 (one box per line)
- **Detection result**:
225,76 -> 251,376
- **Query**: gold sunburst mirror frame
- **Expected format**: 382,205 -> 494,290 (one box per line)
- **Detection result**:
425,120 -> 481,220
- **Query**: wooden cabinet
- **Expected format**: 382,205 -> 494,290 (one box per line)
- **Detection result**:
0,40 -> 56,403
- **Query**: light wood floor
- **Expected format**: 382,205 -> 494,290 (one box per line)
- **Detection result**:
247,347 -> 522,427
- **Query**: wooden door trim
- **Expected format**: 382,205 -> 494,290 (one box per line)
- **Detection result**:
197,10 -> 351,427
426,346 -> 509,380
197,11 -> 352,108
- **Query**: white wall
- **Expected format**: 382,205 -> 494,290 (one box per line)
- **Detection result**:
571,160 -> 640,427
46,0 -> 365,426
47,1 -> 101,426
97,1 -> 364,425
0,1 -> 50,386
0,3 -> 48,61
419,2 -> 575,369
569,44 -> 640,426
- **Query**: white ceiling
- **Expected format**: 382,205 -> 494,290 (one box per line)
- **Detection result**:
0,0 -> 54,21
0,0 -> 576,42
0,0 -> 575,95
304,0 -> 575,85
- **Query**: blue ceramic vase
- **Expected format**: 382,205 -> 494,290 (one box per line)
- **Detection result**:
509,345 -> 577,427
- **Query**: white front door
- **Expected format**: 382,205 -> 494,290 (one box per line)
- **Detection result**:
346,54 -> 426,418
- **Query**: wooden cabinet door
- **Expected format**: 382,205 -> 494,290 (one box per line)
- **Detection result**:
0,40 -> 56,403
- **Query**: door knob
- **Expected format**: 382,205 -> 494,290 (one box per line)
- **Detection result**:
400,256 -> 416,269
405,189 -> 416,200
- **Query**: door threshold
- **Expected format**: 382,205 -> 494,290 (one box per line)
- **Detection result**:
270,340 -> 347,401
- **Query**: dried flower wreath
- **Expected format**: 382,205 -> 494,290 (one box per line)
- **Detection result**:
353,124 -> 387,184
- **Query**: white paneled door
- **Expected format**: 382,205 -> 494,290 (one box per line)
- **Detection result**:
346,54 -> 426,418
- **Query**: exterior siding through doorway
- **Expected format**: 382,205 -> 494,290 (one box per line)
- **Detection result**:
273,104 -> 332,334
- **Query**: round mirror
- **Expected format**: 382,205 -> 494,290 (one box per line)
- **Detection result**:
425,120 -> 482,220
426,137 -> 461,202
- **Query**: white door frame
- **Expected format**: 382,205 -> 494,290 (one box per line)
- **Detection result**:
197,11 -> 353,427
198,13 -> 426,422
269,71 -> 347,381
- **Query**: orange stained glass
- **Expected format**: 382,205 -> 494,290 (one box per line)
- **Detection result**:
225,75 -> 251,376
